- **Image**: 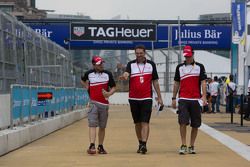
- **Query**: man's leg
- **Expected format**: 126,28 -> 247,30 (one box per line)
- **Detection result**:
190,127 -> 198,146
98,128 -> 105,145
97,104 -> 109,154
141,122 -> 149,142
179,124 -> 187,154
135,123 -> 142,141
87,127 -> 97,154
87,103 -> 98,154
180,124 -> 187,146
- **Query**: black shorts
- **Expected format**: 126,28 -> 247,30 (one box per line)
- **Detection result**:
178,99 -> 202,128
129,99 -> 153,123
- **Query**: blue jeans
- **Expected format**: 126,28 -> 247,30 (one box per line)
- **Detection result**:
216,95 -> 220,112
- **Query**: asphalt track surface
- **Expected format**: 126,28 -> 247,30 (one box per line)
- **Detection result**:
0,105 -> 249,167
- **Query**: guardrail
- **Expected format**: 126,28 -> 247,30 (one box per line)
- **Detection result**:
10,84 -> 89,128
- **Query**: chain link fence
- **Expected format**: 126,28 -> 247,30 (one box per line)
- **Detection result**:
0,11 -> 73,93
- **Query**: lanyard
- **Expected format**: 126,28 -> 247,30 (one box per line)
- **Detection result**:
137,63 -> 146,76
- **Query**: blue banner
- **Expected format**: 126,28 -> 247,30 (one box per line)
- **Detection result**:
172,26 -> 231,49
232,0 -> 246,44
25,22 -> 231,50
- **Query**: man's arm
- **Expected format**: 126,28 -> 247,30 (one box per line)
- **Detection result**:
152,80 -> 163,106
172,81 -> 180,109
81,80 -> 89,90
102,86 -> 116,99
201,80 -> 207,105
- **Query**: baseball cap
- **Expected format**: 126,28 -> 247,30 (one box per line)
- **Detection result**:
183,45 -> 194,57
92,56 -> 105,65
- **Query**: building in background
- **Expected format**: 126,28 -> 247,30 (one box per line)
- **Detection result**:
0,0 -> 46,19
199,13 -> 231,59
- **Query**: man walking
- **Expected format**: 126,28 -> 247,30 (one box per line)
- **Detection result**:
81,56 -> 116,155
120,44 -> 163,154
172,45 -> 207,154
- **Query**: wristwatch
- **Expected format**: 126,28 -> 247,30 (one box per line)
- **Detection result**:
172,97 -> 176,100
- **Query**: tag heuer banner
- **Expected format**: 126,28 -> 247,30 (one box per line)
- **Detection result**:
70,23 -> 157,41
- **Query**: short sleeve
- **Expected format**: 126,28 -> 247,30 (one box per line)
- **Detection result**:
174,65 -> 180,82
199,64 -> 207,81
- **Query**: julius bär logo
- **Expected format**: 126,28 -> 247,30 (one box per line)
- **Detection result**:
73,27 -> 85,37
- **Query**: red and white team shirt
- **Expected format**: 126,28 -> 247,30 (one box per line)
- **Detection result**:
126,59 -> 159,100
174,61 -> 207,100
81,69 -> 116,105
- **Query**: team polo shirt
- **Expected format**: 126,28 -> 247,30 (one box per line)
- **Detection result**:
126,59 -> 158,100
81,69 -> 116,105
174,61 -> 207,100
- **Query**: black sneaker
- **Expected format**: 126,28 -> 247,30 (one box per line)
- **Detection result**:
188,146 -> 196,154
97,145 -> 107,154
87,145 -> 96,155
179,145 -> 187,155
137,144 -> 142,153
140,145 -> 147,154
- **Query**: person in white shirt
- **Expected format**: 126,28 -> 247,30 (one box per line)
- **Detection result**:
209,76 -> 220,113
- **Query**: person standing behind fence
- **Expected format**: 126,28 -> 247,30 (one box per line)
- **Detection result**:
172,45 -> 207,154
119,44 -> 163,154
209,76 -> 220,113
226,74 -> 236,113
81,56 -> 116,155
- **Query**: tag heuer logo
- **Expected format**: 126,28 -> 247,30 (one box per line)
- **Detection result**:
73,27 -> 85,37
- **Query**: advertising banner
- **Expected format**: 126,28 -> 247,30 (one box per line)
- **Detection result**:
70,23 -> 157,41
231,0 -> 246,44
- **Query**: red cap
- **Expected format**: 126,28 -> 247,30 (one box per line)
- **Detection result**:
92,56 -> 105,65
183,45 -> 193,57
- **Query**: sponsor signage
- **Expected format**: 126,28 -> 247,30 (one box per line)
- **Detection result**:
26,22 -> 231,50
37,92 -> 53,101
231,0 -> 246,44
172,26 -> 231,49
70,23 -> 157,41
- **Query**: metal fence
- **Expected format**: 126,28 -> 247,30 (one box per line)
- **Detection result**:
0,11 -> 73,93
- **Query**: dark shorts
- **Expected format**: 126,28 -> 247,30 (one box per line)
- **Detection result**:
129,99 -> 153,123
178,99 -> 202,128
88,101 -> 109,128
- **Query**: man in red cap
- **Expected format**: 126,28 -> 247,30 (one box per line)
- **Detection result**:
172,45 -> 207,154
81,55 -> 116,155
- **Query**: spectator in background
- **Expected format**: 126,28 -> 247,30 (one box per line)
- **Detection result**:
244,79 -> 250,120
209,76 -> 220,113
226,74 -> 236,113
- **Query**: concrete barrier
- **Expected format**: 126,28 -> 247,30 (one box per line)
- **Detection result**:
0,108 -> 88,156
0,94 -> 10,129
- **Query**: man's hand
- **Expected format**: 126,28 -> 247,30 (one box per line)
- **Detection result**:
119,72 -> 129,81
172,99 -> 177,109
201,95 -> 207,106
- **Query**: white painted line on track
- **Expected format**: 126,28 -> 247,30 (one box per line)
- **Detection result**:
169,108 -> 250,161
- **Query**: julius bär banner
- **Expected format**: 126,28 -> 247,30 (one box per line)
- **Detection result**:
70,23 -> 157,41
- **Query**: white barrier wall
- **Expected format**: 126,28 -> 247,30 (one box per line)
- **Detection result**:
0,94 -> 10,129
0,109 -> 88,156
